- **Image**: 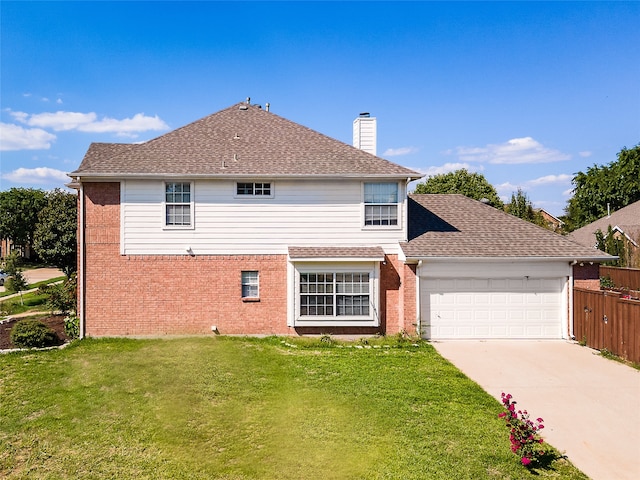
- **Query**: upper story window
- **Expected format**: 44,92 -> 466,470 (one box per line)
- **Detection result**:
165,181 -> 193,227
236,182 -> 272,197
364,182 -> 398,226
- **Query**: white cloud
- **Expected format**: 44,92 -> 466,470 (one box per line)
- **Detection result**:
579,151 -> 592,158
383,146 -> 419,157
527,174 -> 572,186
10,110 -> 170,136
56,98 -> 63,105
562,188 -> 574,197
2,167 -> 70,184
0,122 -> 56,151
453,137 -> 571,164
418,162 -> 483,177
15,111 -> 97,131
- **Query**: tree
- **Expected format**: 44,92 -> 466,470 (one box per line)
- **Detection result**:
505,189 -> 546,227
595,226 -> 629,267
413,169 -> 503,208
565,144 -> 640,231
3,251 -> 29,305
0,188 -> 47,254
33,189 -> 77,276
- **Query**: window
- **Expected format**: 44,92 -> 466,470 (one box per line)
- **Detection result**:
165,182 -> 192,227
299,272 -> 370,317
364,182 -> 398,226
237,182 -> 272,196
241,271 -> 259,298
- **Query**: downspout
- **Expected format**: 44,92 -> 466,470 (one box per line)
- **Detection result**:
415,260 -> 422,336
79,183 -> 85,339
569,260 -> 576,340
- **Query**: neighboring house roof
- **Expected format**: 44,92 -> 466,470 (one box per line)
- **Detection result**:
567,200 -> 640,249
400,194 -> 614,261
71,103 -> 422,179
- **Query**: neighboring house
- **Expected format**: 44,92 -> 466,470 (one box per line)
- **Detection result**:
70,101 -> 611,340
568,200 -> 640,268
0,238 -> 34,260
536,208 -> 564,233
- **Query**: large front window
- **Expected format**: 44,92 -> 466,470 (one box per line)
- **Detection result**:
299,272 -> 370,317
165,182 -> 192,227
364,182 -> 398,226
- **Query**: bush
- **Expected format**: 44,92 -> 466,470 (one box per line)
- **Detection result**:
64,315 -> 80,339
10,319 -> 59,348
499,392 -> 546,467
40,273 -> 77,314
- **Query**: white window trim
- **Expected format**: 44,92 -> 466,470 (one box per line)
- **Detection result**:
234,181 -> 275,199
291,261 -> 380,327
361,181 -> 402,231
163,181 -> 195,230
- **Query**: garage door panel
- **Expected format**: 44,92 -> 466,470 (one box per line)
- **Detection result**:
422,276 -> 564,339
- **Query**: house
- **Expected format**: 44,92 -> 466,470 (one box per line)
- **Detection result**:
535,208 -> 564,233
70,100 -> 611,340
568,200 -> 640,268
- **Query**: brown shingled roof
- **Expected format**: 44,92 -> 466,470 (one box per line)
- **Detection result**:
72,103 -> 422,179
567,200 -> 640,249
289,246 -> 385,260
400,194 -> 614,260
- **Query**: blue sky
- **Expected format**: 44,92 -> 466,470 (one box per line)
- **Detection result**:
1,1 -> 638,216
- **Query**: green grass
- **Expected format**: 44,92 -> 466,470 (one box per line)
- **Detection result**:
0,337 -> 587,479
0,276 -> 65,299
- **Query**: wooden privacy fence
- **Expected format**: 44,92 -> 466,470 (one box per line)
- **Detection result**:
600,266 -> 640,290
574,287 -> 640,364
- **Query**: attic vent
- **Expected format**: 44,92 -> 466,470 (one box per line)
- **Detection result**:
239,105 -> 248,110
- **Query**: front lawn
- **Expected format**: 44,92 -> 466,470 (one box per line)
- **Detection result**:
0,336 -> 586,479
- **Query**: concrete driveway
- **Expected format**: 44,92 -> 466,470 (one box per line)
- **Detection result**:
433,340 -> 640,480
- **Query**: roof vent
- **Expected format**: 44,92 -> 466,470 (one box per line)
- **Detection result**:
246,97 -> 251,104
239,105 -> 248,110
266,102 -> 270,112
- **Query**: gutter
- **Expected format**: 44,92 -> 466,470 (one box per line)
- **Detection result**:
402,255 -> 615,263
72,173 -> 425,181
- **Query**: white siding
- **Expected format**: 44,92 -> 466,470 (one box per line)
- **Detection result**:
121,179 -> 407,255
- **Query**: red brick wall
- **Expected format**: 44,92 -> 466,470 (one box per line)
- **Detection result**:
573,263 -> 601,291
81,182 -> 419,337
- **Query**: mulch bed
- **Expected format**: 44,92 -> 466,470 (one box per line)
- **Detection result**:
0,314 -> 70,350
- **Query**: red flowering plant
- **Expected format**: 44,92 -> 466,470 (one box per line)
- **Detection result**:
499,392 -> 546,467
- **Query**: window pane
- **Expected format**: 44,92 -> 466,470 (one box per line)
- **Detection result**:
300,272 -> 370,318
241,271 -> 259,298
166,204 -> 191,226
237,183 -> 253,195
364,183 -> 398,204
365,205 -> 398,226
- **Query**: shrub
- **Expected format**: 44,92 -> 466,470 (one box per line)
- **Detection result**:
10,319 -> 59,348
40,273 -> 77,314
64,315 -> 80,339
499,392 -> 546,467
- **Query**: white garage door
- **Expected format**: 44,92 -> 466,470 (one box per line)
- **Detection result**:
422,277 -> 564,339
